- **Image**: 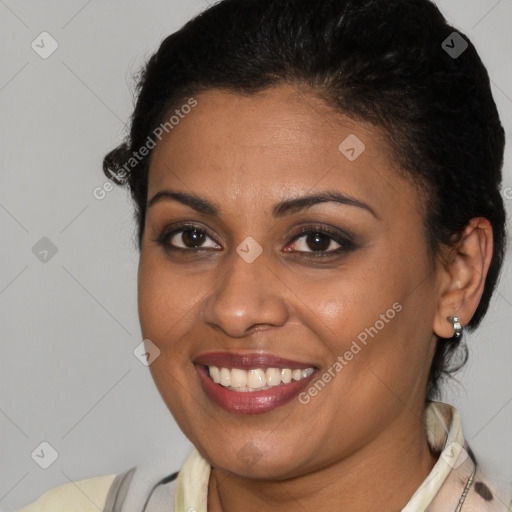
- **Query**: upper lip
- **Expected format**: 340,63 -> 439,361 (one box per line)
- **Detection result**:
194,351 -> 317,370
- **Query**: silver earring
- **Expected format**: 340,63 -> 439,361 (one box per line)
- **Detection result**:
447,315 -> 463,339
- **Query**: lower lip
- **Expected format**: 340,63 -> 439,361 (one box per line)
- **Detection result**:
196,365 -> 317,415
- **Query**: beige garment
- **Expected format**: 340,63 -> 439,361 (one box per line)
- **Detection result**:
17,474 -> 116,511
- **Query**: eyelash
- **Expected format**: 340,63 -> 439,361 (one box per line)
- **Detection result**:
152,223 -> 356,258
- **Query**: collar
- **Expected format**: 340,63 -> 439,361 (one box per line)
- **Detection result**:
403,401 -> 466,511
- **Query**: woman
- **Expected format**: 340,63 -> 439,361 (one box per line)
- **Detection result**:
18,0 -> 511,510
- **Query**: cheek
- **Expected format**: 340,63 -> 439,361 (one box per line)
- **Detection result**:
137,251 -> 189,339
137,254 -> 198,422
299,244 -> 430,383
297,264 -> 400,346
137,260 -> 165,339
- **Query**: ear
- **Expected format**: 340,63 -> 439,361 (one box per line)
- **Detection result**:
433,217 -> 493,339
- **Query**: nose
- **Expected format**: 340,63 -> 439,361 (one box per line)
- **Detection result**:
202,248 -> 289,338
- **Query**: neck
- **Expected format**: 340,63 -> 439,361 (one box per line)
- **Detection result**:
207,406 -> 439,512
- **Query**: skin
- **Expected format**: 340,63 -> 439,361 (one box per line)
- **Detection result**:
137,83 -> 493,512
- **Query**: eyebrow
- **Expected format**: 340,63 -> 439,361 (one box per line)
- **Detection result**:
147,189 -> 379,219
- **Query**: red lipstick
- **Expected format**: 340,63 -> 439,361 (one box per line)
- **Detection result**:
194,351 -> 315,370
194,352 -> 318,415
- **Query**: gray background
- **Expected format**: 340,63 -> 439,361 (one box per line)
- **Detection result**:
1,0 -> 511,509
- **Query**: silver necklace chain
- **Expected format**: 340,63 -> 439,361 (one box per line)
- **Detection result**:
453,465 -> 477,512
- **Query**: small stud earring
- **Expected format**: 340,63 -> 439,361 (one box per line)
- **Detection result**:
447,315 -> 463,339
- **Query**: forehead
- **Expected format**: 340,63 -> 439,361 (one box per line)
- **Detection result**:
147,84 -> 420,221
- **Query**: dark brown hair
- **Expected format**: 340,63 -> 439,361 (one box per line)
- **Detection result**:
103,0 -> 507,400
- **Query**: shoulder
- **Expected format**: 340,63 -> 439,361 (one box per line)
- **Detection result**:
16,464 -> 181,512
17,473 -> 118,512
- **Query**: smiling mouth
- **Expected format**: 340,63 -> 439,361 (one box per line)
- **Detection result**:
193,352 -> 319,414
207,365 -> 315,392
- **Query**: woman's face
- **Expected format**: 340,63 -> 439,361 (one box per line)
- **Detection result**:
138,84 -> 441,479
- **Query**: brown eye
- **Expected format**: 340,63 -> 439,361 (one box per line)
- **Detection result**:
293,230 -> 343,253
283,224 -> 358,259
303,232 -> 337,252
154,224 -> 221,251
180,228 -> 206,248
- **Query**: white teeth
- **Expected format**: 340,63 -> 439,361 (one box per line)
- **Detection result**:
247,369 -> 266,388
266,368 -> 281,386
280,368 -> 292,384
220,367 -> 231,386
292,369 -> 302,381
207,365 -> 314,391
209,366 -> 220,384
302,369 -> 313,379
230,368 -> 247,388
